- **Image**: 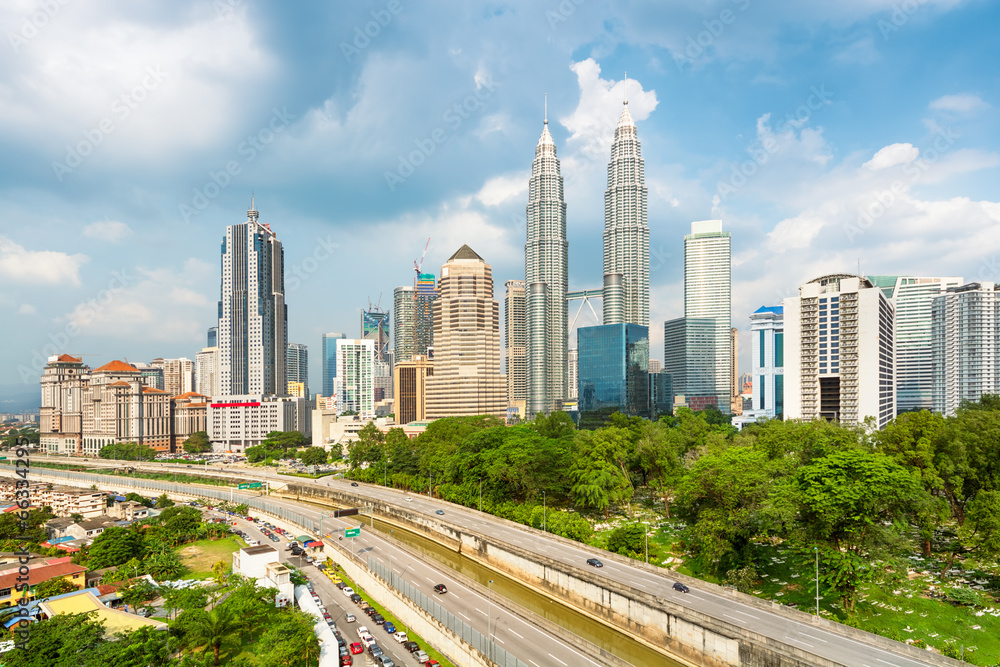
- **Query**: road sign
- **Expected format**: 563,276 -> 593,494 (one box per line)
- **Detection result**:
344,527 -> 360,538
0,457 -> 7,460
237,482 -> 262,490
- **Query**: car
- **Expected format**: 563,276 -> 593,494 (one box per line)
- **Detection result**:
378,656 -> 395,667
435,509 -> 445,515
402,641 -> 419,652
672,581 -> 690,593
323,612 -> 332,620
339,644 -> 349,657
426,661 -> 440,667
368,644 -> 383,658
356,627 -> 370,639
433,584 -> 447,594
343,587 -> 355,597
349,642 -> 364,655
345,613 -> 356,623
336,581 -> 347,590
351,482 -> 359,487
414,650 -> 430,663
364,607 -> 377,617
340,655 -> 353,666
372,613 -> 385,625
393,631 -> 408,643
363,635 -> 378,648
383,621 -> 395,634
405,497 -> 412,502
586,558 -> 603,568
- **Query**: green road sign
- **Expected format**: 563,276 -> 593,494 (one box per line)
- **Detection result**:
237,482 -> 262,490
0,457 -> 7,460
344,527 -> 360,538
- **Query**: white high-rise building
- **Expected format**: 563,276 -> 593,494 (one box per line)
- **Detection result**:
784,275 -> 894,428
218,198 -> 287,396
749,306 -> 784,419
932,282 -> 1000,416
286,343 -> 308,398
602,88 -> 649,327
335,338 -> 375,418
394,285 -> 416,364
195,347 -> 219,398
525,104 -> 568,416
505,280 -> 527,416
567,348 -> 578,400
151,357 -> 195,396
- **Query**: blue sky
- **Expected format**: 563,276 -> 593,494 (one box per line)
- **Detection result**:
1,0 -> 998,408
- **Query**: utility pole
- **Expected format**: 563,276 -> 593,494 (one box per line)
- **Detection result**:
488,580 -> 494,662
814,546 -> 820,616
542,490 -> 546,532
643,521 -> 650,564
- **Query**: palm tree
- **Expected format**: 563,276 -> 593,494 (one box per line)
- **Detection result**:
182,604 -> 240,666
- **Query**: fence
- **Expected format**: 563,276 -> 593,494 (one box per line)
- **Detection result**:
368,557 -> 529,667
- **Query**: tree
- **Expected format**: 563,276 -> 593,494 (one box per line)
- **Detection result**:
606,523 -> 648,558
261,430 -> 309,451
87,527 -> 146,568
34,577 -> 79,599
938,489 -> 1000,576
183,431 -> 211,454
125,492 -> 154,507
254,609 -> 321,667
155,493 -> 175,508
144,549 -> 183,580
120,578 -> 159,615
299,446 -> 328,466
0,612 -> 106,667
569,429 -> 635,518
98,442 -> 156,461
70,513 -> 84,523
177,604 -> 241,666
212,560 -> 229,586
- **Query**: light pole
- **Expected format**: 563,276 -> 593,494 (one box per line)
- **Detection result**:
642,521 -> 650,564
814,546 -> 820,616
384,459 -> 387,488
542,491 -> 546,532
478,477 -> 482,512
488,579 -> 494,662
389,530 -> 393,580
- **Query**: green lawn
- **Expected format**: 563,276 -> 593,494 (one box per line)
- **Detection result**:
175,536 -> 241,580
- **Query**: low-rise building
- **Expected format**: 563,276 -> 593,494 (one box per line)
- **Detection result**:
232,545 -> 293,606
108,501 -> 149,522
208,395 -> 310,452
0,557 -> 86,608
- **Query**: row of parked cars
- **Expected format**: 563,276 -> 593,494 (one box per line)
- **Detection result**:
342,586 -> 437,666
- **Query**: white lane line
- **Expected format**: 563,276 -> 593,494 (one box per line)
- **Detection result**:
799,632 -> 828,643
529,661 -> 540,667
495,637 -> 504,644
509,629 -> 523,639
475,607 -> 486,616
548,654 -> 567,666
786,637 -> 814,648
722,613 -> 747,624
876,660 -> 901,667
728,609 -> 760,619
458,612 -> 471,620
425,577 -> 435,583
687,594 -> 707,601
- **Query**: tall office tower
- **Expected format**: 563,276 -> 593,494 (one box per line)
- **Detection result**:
362,310 -> 390,366
321,333 -> 346,398
684,220 -> 732,410
868,276 -> 964,414
393,354 -> 432,425
784,275 -> 894,428
394,285 -> 416,363
602,89 -> 649,327
195,347 -> 219,398
749,306 -> 784,419
577,324 -> 649,428
335,338 -> 375,418
730,328 -> 741,415
663,318 -> 686,401
525,105 -> 569,416
425,245 -> 507,418
649,359 -> 662,374
152,358 -> 195,396
416,273 -> 437,357
207,327 -> 217,348
505,280 -> 527,417
286,343 -> 309,398
932,282 -> 1000,417
568,348 -> 578,400
218,199 -> 287,395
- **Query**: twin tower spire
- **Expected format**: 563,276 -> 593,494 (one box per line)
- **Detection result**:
524,79 -> 650,416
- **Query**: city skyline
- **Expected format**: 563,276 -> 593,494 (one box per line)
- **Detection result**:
2,1 -> 999,407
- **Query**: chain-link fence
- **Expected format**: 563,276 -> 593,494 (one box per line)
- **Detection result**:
369,557 -> 529,667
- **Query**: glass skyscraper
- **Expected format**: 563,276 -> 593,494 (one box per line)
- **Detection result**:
321,332 -> 345,397
286,343 -> 308,398
683,220 -> 731,410
393,285 -> 416,363
577,323 -> 649,428
361,310 -> 390,365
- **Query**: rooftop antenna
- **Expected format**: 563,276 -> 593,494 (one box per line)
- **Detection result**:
624,71 -> 628,105
544,93 -> 548,125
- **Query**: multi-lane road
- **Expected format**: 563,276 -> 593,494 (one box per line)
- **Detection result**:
28,456 -> 946,667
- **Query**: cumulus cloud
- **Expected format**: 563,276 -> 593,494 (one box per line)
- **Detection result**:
18,304 -> 36,315
864,143 -> 919,170
930,93 -> 990,113
0,237 -> 87,286
83,220 -> 133,243
475,172 -> 528,207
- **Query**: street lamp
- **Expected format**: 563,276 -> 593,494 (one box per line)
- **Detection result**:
542,491 -> 546,532
478,477 -> 482,512
488,579 -> 494,662
642,521 -> 650,564
814,546 -> 820,616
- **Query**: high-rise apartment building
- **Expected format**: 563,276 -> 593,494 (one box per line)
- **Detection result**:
393,355 -> 433,425
932,282 -> 1000,416
784,275 -> 894,428
504,280 -> 527,417
321,333 -> 346,398
394,285 -> 416,363
730,328 -> 741,415
649,359 -> 661,374
218,199 -> 287,396
868,276 -> 963,414
195,347 -> 219,398
577,324 -> 649,428
151,358 -> 195,397
335,338 -> 375,418
568,348 -> 579,400
425,245 -> 507,419
525,107 -> 568,416
416,273 -> 437,358
286,343 -> 308,398
362,310 -> 390,366
733,306 -> 784,427
39,354 -> 88,454
602,92 -> 649,327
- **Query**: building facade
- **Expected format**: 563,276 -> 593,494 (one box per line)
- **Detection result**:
152,358 -> 195,397
524,110 -> 569,416
783,275 -> 894,428
425,245 -> 507,419
567,348 -> 579,400
335,339 -> 375,418
195,347 -> 219,398
577,323 -> 650,428
416,273 -> 437,358
730,327 -> 741,415
394,285 -> 416,364
734,306 -> 784,428
172,391 -> 208,450
393,355 -> 432,425
207,395 -> 309,451
361,310 -> 390,366
932,282 -> 1000,416
40,354 -> 88,454
321,332 -> 346,398
218,199 -> 287,396
602,95 -> 649,327
504,279 -> 527,418
286,343 -> 308,398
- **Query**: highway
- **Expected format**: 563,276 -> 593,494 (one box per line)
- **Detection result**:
28,456 -> 944,667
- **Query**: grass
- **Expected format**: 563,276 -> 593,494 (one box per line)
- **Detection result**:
334,565 -> 455,667
175,536 -> 241,580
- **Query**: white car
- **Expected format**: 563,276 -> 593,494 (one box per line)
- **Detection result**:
404,497 -> 412,502
356,626 -> 370,639
363,634 -> 377,648
343,587 -> 355,597
392,631 -> 408,643
414,651 -> 430,663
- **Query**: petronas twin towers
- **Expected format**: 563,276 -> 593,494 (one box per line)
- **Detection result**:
524,88 -> 649,415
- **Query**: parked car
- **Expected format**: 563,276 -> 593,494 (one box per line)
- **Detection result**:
433,584 -> 447,594
355,627 -> 370,640
349,642 -> 364,654
402,641 -> 419,653
383,621 -> 395,634
345,613 -> 356,623
371,613 -> 384,625
343,587 -> 355,597
672,581 -> 690,593
392,631 -> 408,643
414,650 -> 430,663
378,656 -> 395,667
368,644 -> 383,659
586,558 -> 603,568
339,654 -> 352,666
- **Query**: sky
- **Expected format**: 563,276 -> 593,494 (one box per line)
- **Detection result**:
1,0 -> 998,409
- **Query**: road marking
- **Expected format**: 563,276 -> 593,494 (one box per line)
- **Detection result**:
509,629 -> 523,638
786,637 -> 814,648
799,632 -> 828,643
529,661 -> 540,667
476,607 -> 486,616
548,654 -> 567,666
722,613 -> 747,624
495,637 -> 504,644
458,612 -> 471,620
876,660 -> 901,667
425,577 -> 435,583
728,609 -> 760,619
687,594 -> 707,600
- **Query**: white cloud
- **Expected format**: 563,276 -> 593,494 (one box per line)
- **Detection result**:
930,93 -> 990,113
0,236 -> 87,286
833,38 -> 880,65
18,304 -> 36,315
864,143 -> 919,170
83,220 -> 133,243
475,172 -> 528,207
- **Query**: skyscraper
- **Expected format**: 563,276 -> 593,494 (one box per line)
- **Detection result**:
577,323 -> 649,429
286,343 -> 308,398
335,338 -> 375,418
416,273 -> 437,358
394,285 -> 416,363
425,245 -> 507,418
207,327 -> 217,348
730,327 -> 741,415
505,280 -> 527,417
602,87 -> 649,327
932,282 -> 1000,416
195,347 -> 219,398
218,199 -> 287,395
361,310 -> 390,366
736,306 -> 784,424
321,332 -> 345,398
525,103 -> 569,416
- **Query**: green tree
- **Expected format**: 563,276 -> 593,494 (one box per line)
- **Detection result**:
33,576 -> 79,599
87,526 -> 146,568
125,492 -> 154,507
183,431 -> 211,454
120,578 -> 159,615
569,428 -> 635,518
606,523 -> 648,558
155,493 -> 175,508
177,604 -> 241,666
261,430 -> 309,451
0,612 -> 106,667
938,489 -> 1000,575
145,549 -> 184,580
98,442 -> 157,461
348,422 -> 386,469
254,609 -> 321,667
299,446 -> 328,466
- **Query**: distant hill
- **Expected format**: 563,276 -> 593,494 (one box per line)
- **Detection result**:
0,384 -> 40,413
